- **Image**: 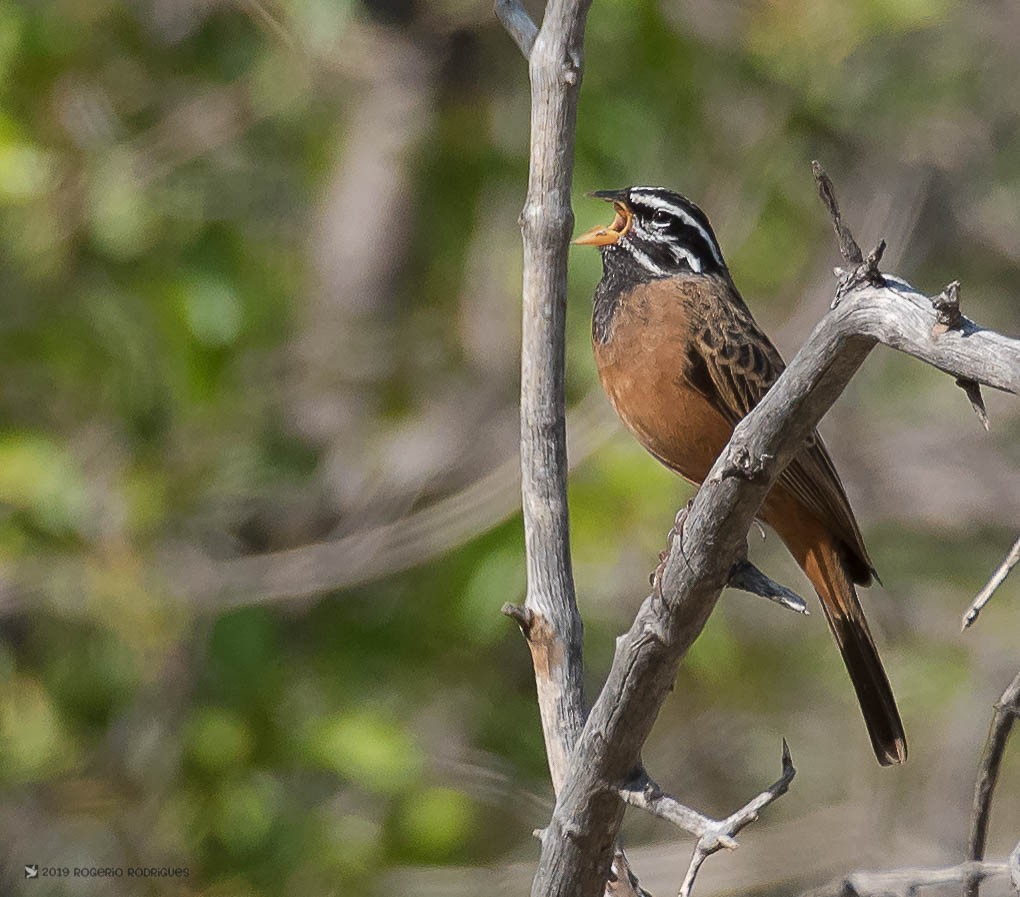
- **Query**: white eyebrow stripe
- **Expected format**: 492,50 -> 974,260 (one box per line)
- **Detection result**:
628,191 -> 724,267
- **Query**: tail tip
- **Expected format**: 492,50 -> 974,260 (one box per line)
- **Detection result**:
876,737 -> 908,767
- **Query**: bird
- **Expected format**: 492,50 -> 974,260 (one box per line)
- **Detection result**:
574,185 -> 906,766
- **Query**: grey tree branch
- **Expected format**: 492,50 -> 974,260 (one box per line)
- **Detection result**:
495,1 -> 650,896
964,669 -> 1020,897
621,742 -> 796,897
529,171 -> 1020,897
497,2 -> 654,894
508,0 -> 591,801
801,860 -> 1009,897
962,535 -> 1020,630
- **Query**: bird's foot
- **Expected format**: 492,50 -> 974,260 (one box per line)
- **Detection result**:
649,500 -> 694,588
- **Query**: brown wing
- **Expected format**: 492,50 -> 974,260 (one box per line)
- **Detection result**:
683,279 -> 876,584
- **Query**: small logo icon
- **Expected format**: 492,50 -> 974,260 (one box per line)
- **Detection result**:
25,865 -> 39,879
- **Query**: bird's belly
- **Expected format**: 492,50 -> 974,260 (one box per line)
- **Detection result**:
596,349 -> 734,486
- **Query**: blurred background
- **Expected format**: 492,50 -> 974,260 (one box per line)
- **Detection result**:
0,0 -> 1017,894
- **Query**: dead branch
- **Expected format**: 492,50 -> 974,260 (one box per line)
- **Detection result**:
504,0 -> 592,801
963,535 -> 1020,630
495,1 -> 1020,891
495,0 -> 627,893
813,165 -> 993,429
621,743 -> 795,897
964,669 -> 1020,897
728,559 -> 809,615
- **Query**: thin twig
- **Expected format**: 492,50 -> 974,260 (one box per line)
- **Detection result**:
965,670 -> 1020,897
811,160 -> 863,264
729,560 -> 809,615
930,282 -> 992,429
832,238 -> 886,306
679,741 -> 795,897
494,0 -> 538,58
962,535 -> 1020,630
812,161 -> 890,306
621,773 -> 726,843
957,377 -> 991,430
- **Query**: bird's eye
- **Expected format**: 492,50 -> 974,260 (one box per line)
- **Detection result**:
650,210 -> 672,228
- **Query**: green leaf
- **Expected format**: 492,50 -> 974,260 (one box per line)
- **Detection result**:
0,433 -> 91,539
179,275 -> 244,347
397,787 -> 476,861
0,676 -> 75,783
86,152 -> 157,260
306,710 -> 422,794
211,775 -> 280,854
185,707 -> 255,772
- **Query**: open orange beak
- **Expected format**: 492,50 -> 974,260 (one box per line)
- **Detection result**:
573,202 -> 632,246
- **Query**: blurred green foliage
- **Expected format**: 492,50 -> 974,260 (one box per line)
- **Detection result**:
0,0 -> 1017,895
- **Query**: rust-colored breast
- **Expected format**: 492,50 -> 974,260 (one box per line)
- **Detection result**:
592,279 -> 735,486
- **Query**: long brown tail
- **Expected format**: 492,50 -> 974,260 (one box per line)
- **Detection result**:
800,538 -> 907,766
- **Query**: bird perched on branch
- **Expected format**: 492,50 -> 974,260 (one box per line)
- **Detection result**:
575,186 -> 906,766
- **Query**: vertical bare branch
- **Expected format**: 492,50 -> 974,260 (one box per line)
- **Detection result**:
965,670 -> 1020,897
504,0 -> 592,802
496,3 -> 649,896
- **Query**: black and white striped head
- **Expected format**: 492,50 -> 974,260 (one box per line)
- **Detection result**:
574,186 -> 727,278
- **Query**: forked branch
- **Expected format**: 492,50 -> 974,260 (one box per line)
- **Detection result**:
622,742 -> 796,897
494,0 -> 538,59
